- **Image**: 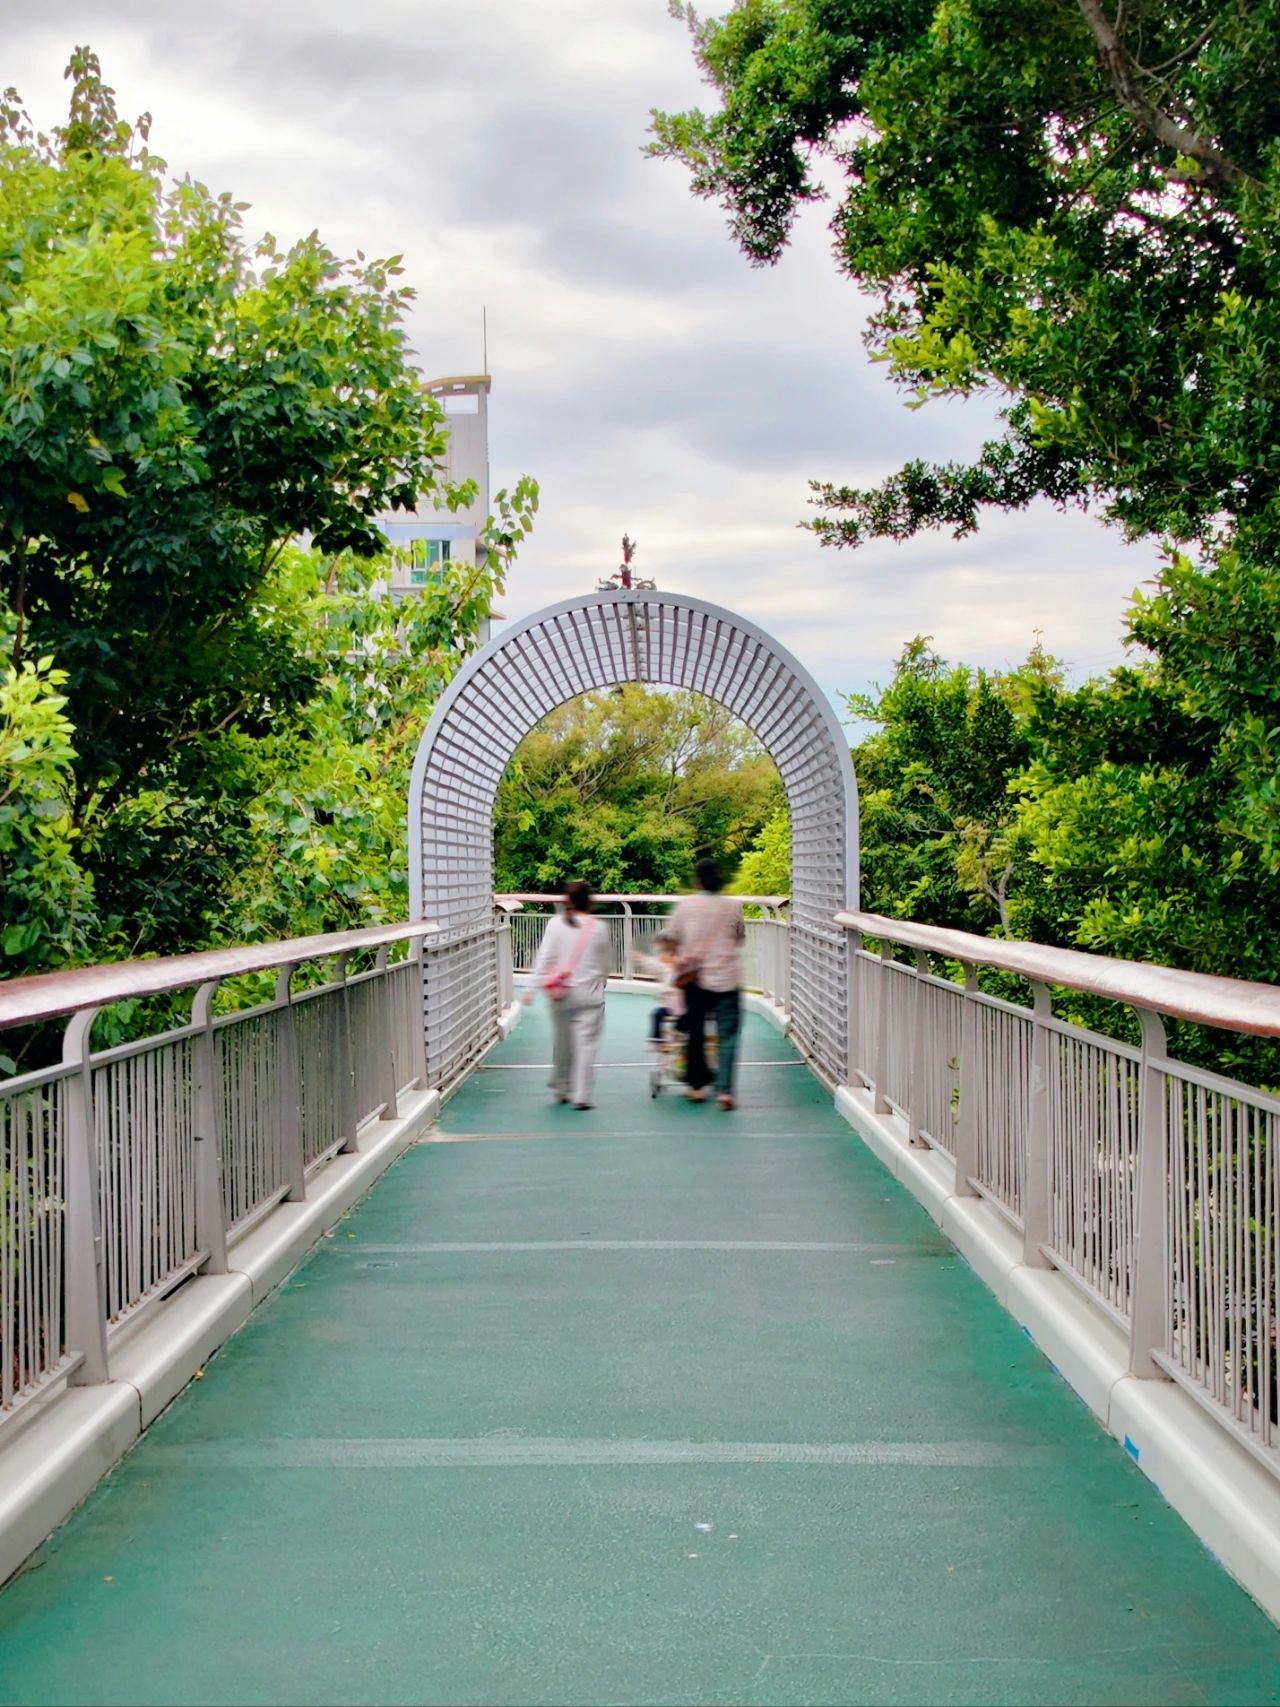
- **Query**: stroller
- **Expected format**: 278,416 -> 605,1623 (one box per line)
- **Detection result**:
649,1007 -> 717,1099
631,940 -> 717,1098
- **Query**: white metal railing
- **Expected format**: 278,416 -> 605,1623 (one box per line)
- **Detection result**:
0,922 -> 452,1430
839,909 -> 1280,1480
9,886 -> 1280,1495
499,894 -> 791,1007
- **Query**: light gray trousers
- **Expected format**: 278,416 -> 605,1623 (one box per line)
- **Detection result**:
549,997 -> 606,1105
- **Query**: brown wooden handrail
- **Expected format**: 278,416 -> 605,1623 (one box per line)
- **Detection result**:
838,910 -> 1280,1038
0,921 -> 439,1031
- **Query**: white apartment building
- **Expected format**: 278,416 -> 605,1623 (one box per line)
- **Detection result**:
378,374 -> 492,616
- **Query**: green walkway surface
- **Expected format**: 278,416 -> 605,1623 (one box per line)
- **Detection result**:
2,996 -> 1278,1706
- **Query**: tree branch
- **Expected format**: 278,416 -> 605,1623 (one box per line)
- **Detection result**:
10,537 -> 28,669
1075,0 -> 1250,188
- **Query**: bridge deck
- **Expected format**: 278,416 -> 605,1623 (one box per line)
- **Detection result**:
2,995 -> 1277,1706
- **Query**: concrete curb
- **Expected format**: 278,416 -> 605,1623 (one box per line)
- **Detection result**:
0,1386 -> 139,1590
834,1081 -> 1280,1625
0,1086 -> 439,1589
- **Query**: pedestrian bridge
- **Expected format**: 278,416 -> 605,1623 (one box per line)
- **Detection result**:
3,590 -> 1280,1704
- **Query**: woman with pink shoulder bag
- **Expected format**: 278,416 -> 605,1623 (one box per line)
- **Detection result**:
527,880 -> 611,1109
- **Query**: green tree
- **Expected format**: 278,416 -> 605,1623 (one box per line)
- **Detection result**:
650,0 -> 1280,562
652,1 -> 1280,1078
223,484 -> 538,943
1003,551 -> 1280,986
0,658 -> 97,983
732,802 -> 790,896
849,636 -> 1056,931
0,50 -> 534,978
495,687 -> 780,893
0,54 -> 453,863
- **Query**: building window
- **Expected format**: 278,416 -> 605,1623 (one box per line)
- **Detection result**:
400,537 -> 451,586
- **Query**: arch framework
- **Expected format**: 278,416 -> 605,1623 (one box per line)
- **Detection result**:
409,590 -> 859,1088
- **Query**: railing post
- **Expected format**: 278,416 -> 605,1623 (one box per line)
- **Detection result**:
191,981 -> 230,1276
1129,1007 -> 1172,1379
411,935 -> 432,1090
906,950 -> 929,1145
1021,981 -> 1053,1266
374,946 -> 400,1122
845,928 -> 862,1087
872,942 -> 893,1115
274,966 -> 307,1199
62,1007 -> 109,1385
495,917 -> 514,1012
334,953 -> 359,1154
620,900 -> 634,978
954,964 -> 980,1196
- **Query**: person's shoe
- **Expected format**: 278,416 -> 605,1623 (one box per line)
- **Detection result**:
573,1102 -> 594,1111
717,1093 -> 736,1111
686,1087 -> 708,1102
553,1093 -> 570,1104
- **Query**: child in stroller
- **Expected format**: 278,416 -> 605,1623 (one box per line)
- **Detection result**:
631,932 -> 714,1098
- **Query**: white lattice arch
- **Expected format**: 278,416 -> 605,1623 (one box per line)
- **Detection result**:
408,590 -> 859,1086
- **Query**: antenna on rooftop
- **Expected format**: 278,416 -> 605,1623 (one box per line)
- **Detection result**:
482,306 -> 488,374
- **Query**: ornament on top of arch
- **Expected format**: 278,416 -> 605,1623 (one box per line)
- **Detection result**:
597,533 -> 656,593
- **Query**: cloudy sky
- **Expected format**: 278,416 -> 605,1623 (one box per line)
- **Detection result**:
9,0 -> 1161,717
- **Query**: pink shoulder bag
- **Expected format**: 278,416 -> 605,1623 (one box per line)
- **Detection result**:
541,919 -> 597,1001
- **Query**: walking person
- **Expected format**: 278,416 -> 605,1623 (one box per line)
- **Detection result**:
668,858 -> 745,1111
527,880 -> 611,1110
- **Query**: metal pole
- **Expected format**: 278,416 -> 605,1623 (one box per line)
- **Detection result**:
411,936 -> 432,1090
906,950 -> 929,1145
62,1006 -> 109,1385
845,929 -> 862,1088
620,901 -> 634,979
1129,1007 -> 1172,1379
191,981 -> 230,1276
872,942 -> 893,1116
1021,981 -> 1053,1266
495,918 -> 514,1012
274,966 -> 307,1199
334,953 -> 359,1154
374,946 -> 400,1122
954,965 -> 980,1197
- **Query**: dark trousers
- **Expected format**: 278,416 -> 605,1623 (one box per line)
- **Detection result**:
685,984 -> 741,1094
650,1006 -> 689,1041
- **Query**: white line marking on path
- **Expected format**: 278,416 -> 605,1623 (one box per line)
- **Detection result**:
480,1061 -> 806,1071
344,1240 -> 929,1255
422,1130 -> 831,1143
150,1437 -> 1040,1469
